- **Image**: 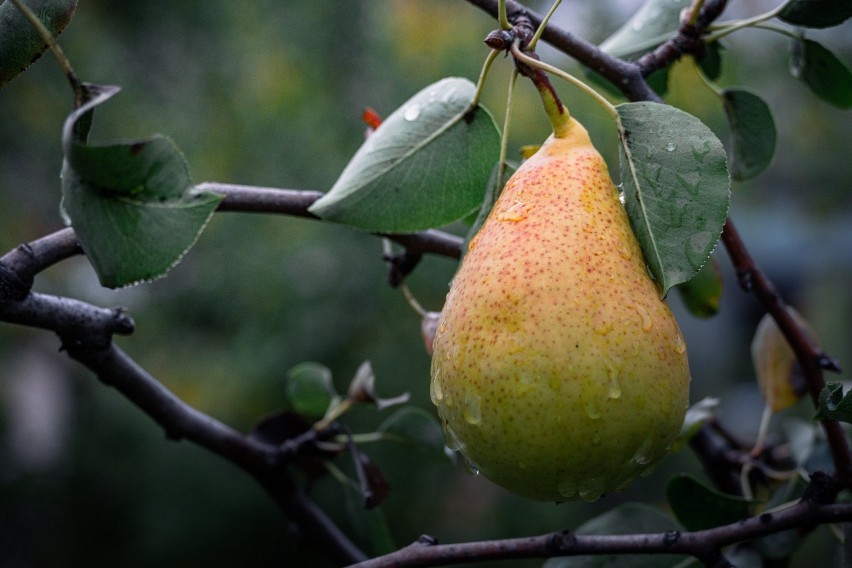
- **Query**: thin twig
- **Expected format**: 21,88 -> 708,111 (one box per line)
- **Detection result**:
464,0 -> 661,102
721,220 -> 851,476
352,473 -> 848,567
60,340 -> 368,565
205,182 -> 464,259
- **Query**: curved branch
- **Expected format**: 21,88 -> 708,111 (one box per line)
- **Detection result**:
204,181 -> 464,259
0,227 -> 82,298
464,0 -> 660,102
721,220 -> 851,476
61,339 -> 367,566
354,473 -> 849,567
0,291 -> 134,345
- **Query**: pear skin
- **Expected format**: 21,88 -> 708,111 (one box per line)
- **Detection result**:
430,117 -> 690,502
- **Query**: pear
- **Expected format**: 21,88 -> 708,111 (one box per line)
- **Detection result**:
430,115 -> 690,502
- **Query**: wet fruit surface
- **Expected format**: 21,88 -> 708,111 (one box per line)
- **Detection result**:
431,118 -> 691,502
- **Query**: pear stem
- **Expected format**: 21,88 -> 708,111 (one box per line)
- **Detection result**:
528,0 -> 563,51
510,43 -> 572,138
469,48 -> 501,112
497,0 -> 511,30
685,0 -> 706,27
495,68 -> 519,192
511,45 -> 619,123
703,4 -> 786,43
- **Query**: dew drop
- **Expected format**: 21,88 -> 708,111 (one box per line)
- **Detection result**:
674,332 -> 686,354
463,394 -> 482,425
557,477 -> 577,499
632,436 -> 654,465
429,374 -> 444,404
443,424 -> 463,451
578,477 -> 605,502
605,361 -> 622,400
633,303 -> 653,332
585,398 -> 602,420
593,321 -> 614,336
463,457 -> 481,476
403,105 -> 421,121
497,200 -> 528,222
665,142 -> 676,152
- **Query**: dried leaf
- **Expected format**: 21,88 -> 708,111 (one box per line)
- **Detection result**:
751,308 -> 816,412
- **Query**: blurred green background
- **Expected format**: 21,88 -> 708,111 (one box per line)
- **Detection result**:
1,1 -> 851,566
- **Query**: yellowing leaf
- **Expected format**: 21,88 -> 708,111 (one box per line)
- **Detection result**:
751,308 -> 816,412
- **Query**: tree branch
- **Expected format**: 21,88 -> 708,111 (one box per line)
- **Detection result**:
353,473 -> 849,567
205,181 -> 464,259
464,0 -> 660,102
721,220 -> 851,476
60,339 -> 368,566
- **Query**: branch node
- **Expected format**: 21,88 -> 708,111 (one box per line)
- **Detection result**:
735,269 -> 754,292
818,353 -> 843,373
546,530 -> 576,553
0,261 -> 32,302
662,530 -> 681,547
802,471 -> 840,505
384,250 -> 423,288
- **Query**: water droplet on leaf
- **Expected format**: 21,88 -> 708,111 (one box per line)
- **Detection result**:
665,142 -> 676,152
403,105 -> 421,121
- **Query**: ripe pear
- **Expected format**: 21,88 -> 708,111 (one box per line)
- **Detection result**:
430,116 -> 690,502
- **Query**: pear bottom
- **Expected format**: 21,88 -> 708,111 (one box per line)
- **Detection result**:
431,337 -> 689,502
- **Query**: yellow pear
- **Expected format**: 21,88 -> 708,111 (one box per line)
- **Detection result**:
430,116 -> 690,502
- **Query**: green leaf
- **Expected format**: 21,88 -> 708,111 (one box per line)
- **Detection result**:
60,84 -> 221,288
0,0 -> 78,88
598,0 -> 692,60
285,362 -> 338,418
666,473 -> 756,531
790,39 -> 852,109
543,503 -> 685,568
815,382 -> 852,423
699,42 -> 723,82
675,256 -> 723,318
616,102 -> 731,295
377,407 -> 449,460
720,88 -> 776,181
666,474 -> 755,531
671,397 -> 719,452
779,0 -> 852,29
308,77 -> 500,232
